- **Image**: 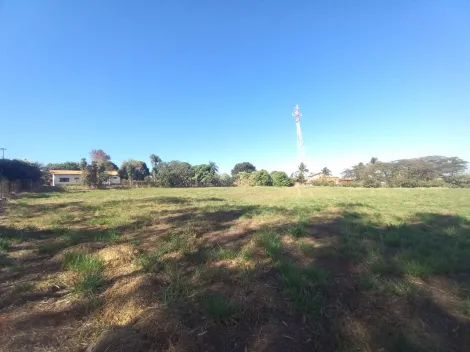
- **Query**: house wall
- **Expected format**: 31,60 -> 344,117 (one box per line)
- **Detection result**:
52,174 -> 82,186
52,174 -> 121,186
108,176 -> 121,185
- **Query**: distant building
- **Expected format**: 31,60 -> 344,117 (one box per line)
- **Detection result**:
50,170 -> 120,186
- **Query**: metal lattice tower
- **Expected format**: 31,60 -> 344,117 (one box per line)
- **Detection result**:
292,105 -> 304,163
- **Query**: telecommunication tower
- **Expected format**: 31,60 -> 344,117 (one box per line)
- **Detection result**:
292,105 -> 304,163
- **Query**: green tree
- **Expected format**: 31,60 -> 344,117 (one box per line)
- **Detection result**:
82,162 -> 99,187
321,167 -> 332,177
192,163 -> 216,186
271,171 -> 293,187
79,158 -> 87,171
298,162 -> 309,176
149,154 -> 162,169
46,162 -> 81,170
250,170 -> 273,186
126,163 -> 136,186
119,160 -> 150,181
231,162 -> 256,176
208,161 -> 218,173
370,157 -> 378,164
153,161 -> 194,187
0,159 -> 42,181
218,173 -> 234,187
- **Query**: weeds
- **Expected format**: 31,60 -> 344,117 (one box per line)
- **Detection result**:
63,252 -> 104,295
38,241 -> 66,254
255,230 -> 282,261
0,238 -> 11,251
136,251 -> 162,272
63,252 -> 104,273
209,245 -> 237,260
290,220 -> 310,238
277,260 -> 328,316
161,264 -> 192,305
94,229 -> 120,243
205,294 -> 238,321
460,298 -> 470,316
356,273 -> 379,291
298,241 -> 316,257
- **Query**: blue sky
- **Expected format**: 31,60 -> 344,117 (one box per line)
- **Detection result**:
1,0 -> 469,175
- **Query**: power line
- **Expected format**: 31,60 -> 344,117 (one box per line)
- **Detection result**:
0,148 -> 6,159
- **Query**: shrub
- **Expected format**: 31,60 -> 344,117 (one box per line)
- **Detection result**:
250,170 -> 273,186
363,178 -> 382,188
338,181 -> 362,187
271,171 -> 293,187
235,172 -> 252,186
445,174 -> 470,188
311,179 -> 336,187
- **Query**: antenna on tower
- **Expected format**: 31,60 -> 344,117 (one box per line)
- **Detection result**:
292,105 -> 304,163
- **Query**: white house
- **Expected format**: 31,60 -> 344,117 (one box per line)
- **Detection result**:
50,170 -> 121,186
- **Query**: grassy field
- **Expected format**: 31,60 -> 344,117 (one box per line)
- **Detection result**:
1,187 -> 470,351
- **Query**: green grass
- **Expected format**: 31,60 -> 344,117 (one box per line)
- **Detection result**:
254,229 -> 282,261
0,238 -> 11,251
136,251 -> 162,272
63,252 -> 104,295
205,294 -> 238,321
38,241 -> 67,254
460,298 -> 470,316
94,229 -> 121,243
277,260 -> 329,316
2,187 -> 470,352
298,241 -> 317,257
290,220 -> 310,238
63,252 -> 104,273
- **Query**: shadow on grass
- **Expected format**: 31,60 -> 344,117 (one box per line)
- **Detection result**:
79,211 -> 470,351
1,199 -> 469,351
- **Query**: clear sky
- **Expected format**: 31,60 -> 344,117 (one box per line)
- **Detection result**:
1,0 -> 469,175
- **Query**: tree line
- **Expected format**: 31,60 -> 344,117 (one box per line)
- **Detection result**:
1,151 -> 468,188
338,156 -> 469,188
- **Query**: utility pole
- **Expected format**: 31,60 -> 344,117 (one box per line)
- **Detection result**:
0,148 -> 6,159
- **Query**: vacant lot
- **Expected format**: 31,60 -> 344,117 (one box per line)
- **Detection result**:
1,187 -> 469,351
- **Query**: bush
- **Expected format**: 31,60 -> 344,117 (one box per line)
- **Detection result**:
363,179 -> 382,188
218,173 -> 234,187
235,172 -> 252,186
250,170 -> 273,186
338,181 -> 362,187
311,179 -> 336,187
444,174 -> 470,188
271,171 -> 293,187
0,159 -> 41,181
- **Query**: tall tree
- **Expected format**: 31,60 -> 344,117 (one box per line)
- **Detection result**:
90,149 -> 111,164
297,162 -> 309,176
231,162 -> 256,176
119,160 -> 150,181
149,154 -> 162,169
153,161 -> 194,187
46,162 -> 81,170
208,161 -> 218,173
126,163 -> 136,186
321,167 -> 332,177
192,163 -> 216,186
370,157 -> 379,164
79,158 -> 87,171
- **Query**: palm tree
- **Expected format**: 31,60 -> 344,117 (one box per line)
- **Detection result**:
321,167 -> 332,177
149,154 -> 162,168
370,157 -> 378,164
208,161 -> 218,173
298,162 -> 309,176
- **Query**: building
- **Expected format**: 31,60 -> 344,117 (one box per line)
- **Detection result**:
50,170 -> 121,186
